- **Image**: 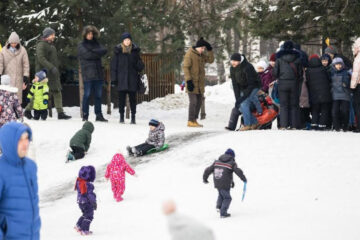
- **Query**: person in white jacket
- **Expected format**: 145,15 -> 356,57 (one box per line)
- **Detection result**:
163,200 -> 215,240
351,38 -> 360,132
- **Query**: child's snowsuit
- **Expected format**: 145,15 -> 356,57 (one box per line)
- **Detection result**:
75,165 -> 96,232
105,153 -> 135,201
27,78 -> 49,120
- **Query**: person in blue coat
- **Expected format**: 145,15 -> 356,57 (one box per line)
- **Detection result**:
0,122 -> 41,239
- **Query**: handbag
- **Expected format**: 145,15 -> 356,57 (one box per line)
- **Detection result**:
137,73 -> 149,95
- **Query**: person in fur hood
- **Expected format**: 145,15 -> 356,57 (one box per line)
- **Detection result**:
0,75 -> 23,127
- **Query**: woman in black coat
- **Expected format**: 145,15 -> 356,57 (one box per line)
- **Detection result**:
78,25 -> 108,122
110,32 -> 144,124
306,55 -> 332,130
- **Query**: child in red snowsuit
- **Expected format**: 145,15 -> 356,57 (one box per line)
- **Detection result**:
105,153 -> 135,202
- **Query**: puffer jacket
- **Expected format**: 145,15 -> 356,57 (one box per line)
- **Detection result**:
105,153 -> 135,181
70,121 -> 94,151
27,78 -> 49,111
146,122 -> 165,149
351,38 -> 360,89
0,85 -> 23,127
203,154 -> 247,190
331,67 -> 351,101
273,49 -> 303,84
75,165 -> 96,204
0,122 -> 41,239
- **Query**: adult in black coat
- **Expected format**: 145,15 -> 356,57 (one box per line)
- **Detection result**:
110,32 -> 144,124
78,25 -> 108,122
325,46 -> 353,70
273,40 -> 303,129
306,55 -> 332,130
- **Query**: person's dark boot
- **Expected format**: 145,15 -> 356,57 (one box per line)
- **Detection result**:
130,114 -> 136,124
96,114 -> 108,122
82,113 -> 88,122
58,112 -> 72,120
120,114 -> 125,124
220,213 -> 231,218
24,110 -> 33,120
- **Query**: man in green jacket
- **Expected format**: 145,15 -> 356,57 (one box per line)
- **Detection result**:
24,27 -> 71,120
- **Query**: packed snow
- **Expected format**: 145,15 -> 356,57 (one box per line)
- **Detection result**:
24,82 -> 360,240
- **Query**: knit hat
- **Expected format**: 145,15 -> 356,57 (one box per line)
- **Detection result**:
8,32 -> 20,44
332,57 -> 344,66
225,148 -> 235,158
149,119 -> 160,127
256,60 -> 268,70
0,75 -> 11,85
325,46 -> 338,55
283,40 -> 294,50
230,53 -> 242,61
35,69 -> 47,82
120,32 -> 132,42
269,53 -> 276,62
309,54 -> 320,61
42,27 -> 55,38
194,37 -> 207,48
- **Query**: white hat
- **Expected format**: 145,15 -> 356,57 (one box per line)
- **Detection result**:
256,60 -> 268,70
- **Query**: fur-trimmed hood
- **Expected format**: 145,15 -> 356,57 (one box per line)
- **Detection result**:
82,25 -> 100,39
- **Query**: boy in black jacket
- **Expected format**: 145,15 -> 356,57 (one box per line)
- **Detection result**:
203,148 -> 247,218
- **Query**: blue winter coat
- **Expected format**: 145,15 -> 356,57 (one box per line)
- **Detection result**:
0,122 -> 41,240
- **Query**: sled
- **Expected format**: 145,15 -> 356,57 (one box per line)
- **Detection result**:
146,144 -> 169,154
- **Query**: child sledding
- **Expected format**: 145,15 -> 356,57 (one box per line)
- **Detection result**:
127,119 -> 167,157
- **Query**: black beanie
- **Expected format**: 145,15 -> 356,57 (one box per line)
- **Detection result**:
195,37 -> 207,48
283,40 -> 294,51
121,32 -> 132,42
230,53 -> 242,61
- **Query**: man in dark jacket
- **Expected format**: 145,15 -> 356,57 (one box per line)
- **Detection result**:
78,25 -> 108,122
306,55 -> 332,130
67,121 -> 94,162
25,27 -> 71,120
0,122 -> 41,239
203,148 -> 247,218
273,40 -> 303,129
325,46 -> 352,70
230,53 -> 262,131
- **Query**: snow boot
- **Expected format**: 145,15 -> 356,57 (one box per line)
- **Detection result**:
24,110 -> 33,120
66,150 -> 75,163
58,112 -> 72,120
74,225 -> 81,233
220,213 -> 231,218
120,114 -> 125,124
126,146 -> 134,156
80,231 -> 93,235
96,114 -> 108,122
130,114 -> 136,124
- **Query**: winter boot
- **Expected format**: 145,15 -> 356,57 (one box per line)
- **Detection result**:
130,114 -> 136,124
24,110 -> 33,120
132,147 -> 140,157
220,213 -> 231,218
195,120 -> 203,127
96,114 -> 108,122
239,125 -> 252,131
74,225 -> 81,233
120,114 -> 125,124
66,150 -> 75,163
80,231 -> 93,235
58,112 -> 72,120
126,146 -> 134,156
82,113 -> 88,122
187,121 -> 202,127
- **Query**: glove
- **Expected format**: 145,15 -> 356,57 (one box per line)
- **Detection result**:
203,180 -> 209,184
204,40 -> 212,51
231,181 -> 235,188
23,76 -> 29,85
50,67 -> 58,75
186,80 -> 194,92
93,202 -> 97,210
43,99 -> 48,105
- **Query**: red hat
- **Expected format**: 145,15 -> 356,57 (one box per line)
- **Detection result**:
309,54 -> 320,61
269,53 -> 276,62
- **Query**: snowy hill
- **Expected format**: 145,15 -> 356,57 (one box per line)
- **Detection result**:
25,81 -> 360,240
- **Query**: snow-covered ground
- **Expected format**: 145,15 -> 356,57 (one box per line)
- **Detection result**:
25,81 -> 360,240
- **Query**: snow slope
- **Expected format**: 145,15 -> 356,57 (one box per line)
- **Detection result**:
24,82 -> 360,240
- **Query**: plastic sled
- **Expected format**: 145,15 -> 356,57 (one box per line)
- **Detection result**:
146,144 -> 169,155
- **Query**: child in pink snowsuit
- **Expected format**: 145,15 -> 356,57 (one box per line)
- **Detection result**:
105,153 -> 135,202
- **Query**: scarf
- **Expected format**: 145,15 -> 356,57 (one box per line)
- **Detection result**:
74,177 -> 87,195
121,43 -> 132,54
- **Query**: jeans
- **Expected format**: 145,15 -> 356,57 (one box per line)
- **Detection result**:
83,80 -> 103,117
239,88 -> 262,126
216,189 -> 232,216
188,93 -> 202,121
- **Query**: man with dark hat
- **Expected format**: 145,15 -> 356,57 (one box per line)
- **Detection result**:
25,27 -> 71,120
183,37 -> 214,127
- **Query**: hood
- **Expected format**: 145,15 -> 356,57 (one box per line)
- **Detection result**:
114,43 -> 140,54
276,49 -> 300,61
78,165 -> 96,182
0,122 -> 32,166
7,32 -> 20,46
0,85 -> 18,93
308,57 -> 322,68
82,25 -> 100,39
111,153 -> 126,166
82,121 -> 94,133
218,154 -> 234,163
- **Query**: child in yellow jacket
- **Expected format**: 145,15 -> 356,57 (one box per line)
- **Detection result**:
27,70 -> 49,120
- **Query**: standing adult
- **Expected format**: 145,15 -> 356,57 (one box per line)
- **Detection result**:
351,38 -> 360,132
24,27 -> 71,120
324,46 -> 352,70
273,40 -> 303,129
0,31 -> 29,103
111,32 -> 144,124
0,122 -> 41,239
78,25 -> 107,122
183,37 -> 214,127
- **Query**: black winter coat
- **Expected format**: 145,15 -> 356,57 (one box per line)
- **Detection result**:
110,44 -> 145,92
273,50 -> 303,88
230,55 -> 261,107
203,154 -> 247,190
78,39 -> 107,82
305,58 -> 332,104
